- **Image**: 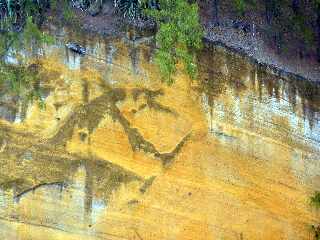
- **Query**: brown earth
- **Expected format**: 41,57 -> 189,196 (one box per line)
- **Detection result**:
53,1 -> 320,83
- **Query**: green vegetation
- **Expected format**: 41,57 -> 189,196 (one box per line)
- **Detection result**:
0,0 -> 320,86
145,0 -> 203,84
62,2 -> 76,22
0,16 -> 51,108
0,0 -> 49,24
311,191 -> 320,209
0,11 -> 53,108
233,0 -> 256,16
310,192 -> 320,240
234,0 -> 246,16
23,16 -> 54,47
0,0 -> 53,55
0,62 -> 45,109
0,0 -> 204,85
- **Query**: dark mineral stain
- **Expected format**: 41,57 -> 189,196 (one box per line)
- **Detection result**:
132,88 -> 178,117
140,176 -> 156,194
48,86 -> 189,166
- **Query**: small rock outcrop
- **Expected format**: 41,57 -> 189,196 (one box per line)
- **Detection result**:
66,43 -> 86,55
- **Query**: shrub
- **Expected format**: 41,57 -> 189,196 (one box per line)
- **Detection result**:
145,0 -> 203,84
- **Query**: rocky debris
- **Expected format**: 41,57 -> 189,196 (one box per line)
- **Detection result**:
205,23 -> 320,83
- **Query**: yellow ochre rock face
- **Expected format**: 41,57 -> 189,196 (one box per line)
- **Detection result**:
0,29 -> 320,240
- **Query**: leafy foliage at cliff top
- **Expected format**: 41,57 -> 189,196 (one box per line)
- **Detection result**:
0,17 -> 52,109
145,0 -> 203,85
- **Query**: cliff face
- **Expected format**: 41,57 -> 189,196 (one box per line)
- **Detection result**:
0,28 -> 319,239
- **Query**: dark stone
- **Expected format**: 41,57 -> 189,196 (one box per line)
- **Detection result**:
232,20 -> 251,33
66,43 -> 86,55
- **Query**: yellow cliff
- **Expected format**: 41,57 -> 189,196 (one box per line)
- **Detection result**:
0,29 -> 319,240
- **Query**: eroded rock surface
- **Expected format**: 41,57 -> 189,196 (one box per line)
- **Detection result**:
0,28 -> 319,240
